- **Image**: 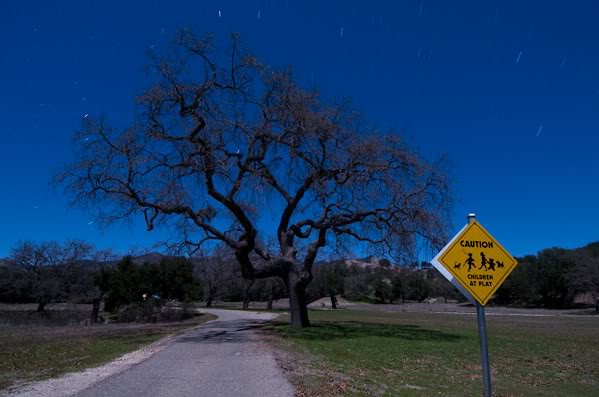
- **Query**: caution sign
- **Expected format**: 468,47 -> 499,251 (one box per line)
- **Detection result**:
432,220 -> 518,306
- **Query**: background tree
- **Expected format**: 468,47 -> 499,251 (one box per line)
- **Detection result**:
241,279 -> 254,310
102,256 -> 142,312
369,268 -> 394,304
425,267 -> 459,303
88,248 -> 123,324
390,271 -> 405,303
139,257 -> 199,302
568,245 -> 599,312
193,248 -> 238,307
309,260 -> 348,308
264,278 -> 286,310
58,30 -> 450,327
493,254 -> 540,306
535,248 -> 578,308
7,240 -> 95,312
342,265 -> 372,301
493,245 -> 598,309
101,256 -> 200,313
405,270 -> 430,303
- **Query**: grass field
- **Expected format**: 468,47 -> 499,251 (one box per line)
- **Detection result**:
269,309 -> 599,397
0,312 -> 216,391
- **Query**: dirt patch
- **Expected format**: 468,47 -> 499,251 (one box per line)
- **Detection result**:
264,327 -> 366,397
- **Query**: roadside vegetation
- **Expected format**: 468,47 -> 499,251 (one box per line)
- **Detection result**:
0,307 -> 216,391
1,239 -> 597,325
269,309 -> 599,397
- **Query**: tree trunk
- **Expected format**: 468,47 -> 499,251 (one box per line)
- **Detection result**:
330,294 -> 338,309
595,297 -> 598,313
90,294 -> 102,324
206,295 -> 213,307
265,280 -> 274,310
242,280 -> 253,310
287,274 -> 310,327
36,301 -> 47,312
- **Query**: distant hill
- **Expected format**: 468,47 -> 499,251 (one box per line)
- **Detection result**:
315,256 -> 398,270
344,256 -> 392,269
131,252 -> 170,265
100,252 -> 189,267
117,252 -> 400,270
114,252 -> 209,266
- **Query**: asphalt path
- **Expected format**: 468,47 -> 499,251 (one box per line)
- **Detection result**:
72,309 -> 293,397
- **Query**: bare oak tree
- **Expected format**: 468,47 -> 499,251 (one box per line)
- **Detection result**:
9,240 -> 95,312
193,246 -> 238,307
58,31 -> 450,327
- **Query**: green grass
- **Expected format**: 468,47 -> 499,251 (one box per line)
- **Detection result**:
269,310 -> 599,397
0,313 -> 216,391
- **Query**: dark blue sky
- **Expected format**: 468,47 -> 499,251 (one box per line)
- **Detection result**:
1,1 -> 598,258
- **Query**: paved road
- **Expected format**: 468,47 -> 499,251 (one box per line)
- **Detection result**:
73,309 -> 293,397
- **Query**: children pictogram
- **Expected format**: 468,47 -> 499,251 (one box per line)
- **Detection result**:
465,253 -> 476,272
460,252 -> 501,272
479,252 -> 488,271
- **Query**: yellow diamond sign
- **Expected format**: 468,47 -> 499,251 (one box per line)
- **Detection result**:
432,220 -> 518,306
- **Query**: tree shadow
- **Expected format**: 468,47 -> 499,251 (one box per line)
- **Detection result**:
269,321 -> 463,343
175,319 -> 269,344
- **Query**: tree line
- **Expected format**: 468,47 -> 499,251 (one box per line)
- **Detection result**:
0,241 -> 460,319
495,242 -> 599,310
0,240 -> 288,322
1,240 -> 597,322
307,259 -> 461,307
310,242 -> 599,311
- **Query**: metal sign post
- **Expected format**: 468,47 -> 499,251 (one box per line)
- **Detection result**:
469,214 -> 492,397
476,303 -> 492,397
